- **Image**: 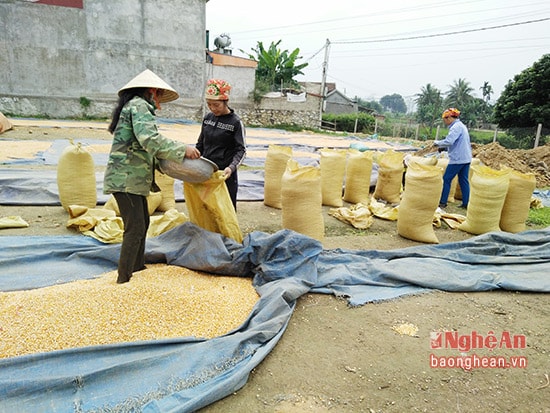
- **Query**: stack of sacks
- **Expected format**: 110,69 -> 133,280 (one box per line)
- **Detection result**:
57,141 -> 96,211
281,159 -> 324,241
264,145 -> 293,209
343,149 -> 373,205
320,148 -> 347,207
458,164 -> 510,235
435,156 -> 458,203
454,158 -> 481,201
104,192 -> 162,216
155,170 -> 176,212
373,150 -> 404,204
499,167 -> 537,233
397,160 -> 443,243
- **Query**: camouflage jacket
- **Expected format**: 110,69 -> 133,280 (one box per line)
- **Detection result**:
104,96 -> 187,196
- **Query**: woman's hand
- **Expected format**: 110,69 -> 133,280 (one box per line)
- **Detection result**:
223,167 -> 232,178
185,146 -> 200,159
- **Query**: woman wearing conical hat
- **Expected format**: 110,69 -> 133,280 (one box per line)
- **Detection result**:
104,69 -> 200,284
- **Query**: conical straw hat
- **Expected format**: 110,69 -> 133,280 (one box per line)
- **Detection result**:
118,69 -> 179,103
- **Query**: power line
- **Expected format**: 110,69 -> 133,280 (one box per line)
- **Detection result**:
332,17 -> 550,45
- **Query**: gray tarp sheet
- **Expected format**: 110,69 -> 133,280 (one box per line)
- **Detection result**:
0,169 -> 265,205
0,223 -> 549,412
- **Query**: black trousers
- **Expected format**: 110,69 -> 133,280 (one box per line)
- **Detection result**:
225,172 -> 238,210
113,192 -> 149,283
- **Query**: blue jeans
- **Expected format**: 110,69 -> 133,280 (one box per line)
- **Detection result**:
440,163 -> 470,207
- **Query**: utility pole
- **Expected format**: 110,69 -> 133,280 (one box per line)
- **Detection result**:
319,38 -> 331,127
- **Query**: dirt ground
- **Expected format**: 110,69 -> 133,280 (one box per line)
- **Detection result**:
0,121 -> 549,412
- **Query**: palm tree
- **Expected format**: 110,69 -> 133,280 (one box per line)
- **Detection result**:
480,81 -> 494,104
445,78 -> 474,109
415,83 -> 443,137
478,81 -> 495,126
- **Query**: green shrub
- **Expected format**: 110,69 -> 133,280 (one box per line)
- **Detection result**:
322,113 -> 375,134
527,207 -> 550,228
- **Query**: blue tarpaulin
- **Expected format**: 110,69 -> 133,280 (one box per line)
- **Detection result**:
0,224 -> 549,412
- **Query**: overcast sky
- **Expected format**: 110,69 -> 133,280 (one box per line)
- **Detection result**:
206,0 -> 549,108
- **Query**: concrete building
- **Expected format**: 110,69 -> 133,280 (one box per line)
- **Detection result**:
0,0 -> 322,128
0,0 -> 211,120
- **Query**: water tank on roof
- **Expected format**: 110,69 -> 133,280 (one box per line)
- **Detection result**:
214,33 -> 232,54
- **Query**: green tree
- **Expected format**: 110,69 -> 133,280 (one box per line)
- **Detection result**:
480,81 -> 493,103
494,54 -> 550,128
356,97 -> 383,113
242,40 -> 308,94
380,93 -> 407,113
445,78 -> 475,109
415,83 -> 443,137
477,81 -> 494,125
444,78 -> 478,126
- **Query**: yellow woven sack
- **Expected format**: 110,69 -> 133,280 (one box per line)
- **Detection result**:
435,157 -> 459,203
454,158 -> 480,200
57,141 -> 96,211
343,149 -> 373,205
406,155 -> 438,166
264,145 -> 293,209
184,171 -> 243,243
373,150 -> 404,204
103,192 -> 162,216
458,164 -> 510,235
320,148 -> 347,207
155,171 -> 176,212
500,167 -> 536,233
397,162 -> 443,243
281,159 -> 324,241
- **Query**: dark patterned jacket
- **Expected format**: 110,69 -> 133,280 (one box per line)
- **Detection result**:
104,96 -> 187,196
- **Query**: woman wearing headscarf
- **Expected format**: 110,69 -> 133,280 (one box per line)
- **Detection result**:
434,107 -> 472,209
196,79 -> 246,210
104,69 -> 200,283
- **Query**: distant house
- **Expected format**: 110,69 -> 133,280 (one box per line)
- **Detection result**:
318,83 -> 381,119
324,86 -> 358,115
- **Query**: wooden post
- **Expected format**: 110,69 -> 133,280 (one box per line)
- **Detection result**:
534,123 -> 542,148
415,124 -> 420,140
435,125 -> 441,140
493,128 -> 498,143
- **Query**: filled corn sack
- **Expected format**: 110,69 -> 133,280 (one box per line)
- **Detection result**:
103,192 -> 162,216
499,167 -> 536,233
264,144 -> 293,209
320,148 -> 347,207
405,155 -> 438,166
397,162 -> 443,243
155,170 -> 176,212
57,141 -> 96,211
281,159 -> 324,241
454,158 -> 481,200
184,171 -> 243,243
373,150 -> 404,204
458,164 -> 510,235
435,156 -> 458,203
343,149 -> 373,205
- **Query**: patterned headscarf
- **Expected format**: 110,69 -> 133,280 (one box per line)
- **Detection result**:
442,108 -> 461,119
205,79 -> 231,100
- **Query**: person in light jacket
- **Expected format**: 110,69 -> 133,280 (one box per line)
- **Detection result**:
434,107 -> 472,209
104,69 -> 200,283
